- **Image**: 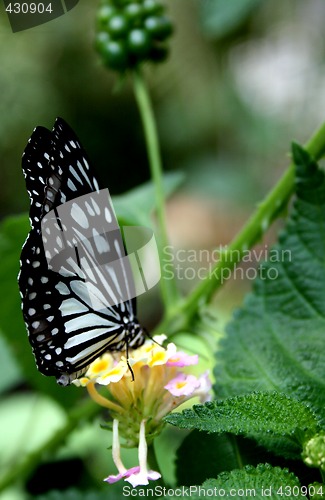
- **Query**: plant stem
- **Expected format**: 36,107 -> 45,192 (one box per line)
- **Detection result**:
154,120 -> 325,335
132,68 -> 179,310
87,382 -> 125,415
0,399 -> 99,493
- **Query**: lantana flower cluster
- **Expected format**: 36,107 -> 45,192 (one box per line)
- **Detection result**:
73,335 -> 211,487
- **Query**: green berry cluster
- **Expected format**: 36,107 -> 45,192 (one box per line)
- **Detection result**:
96,0 -> 173,72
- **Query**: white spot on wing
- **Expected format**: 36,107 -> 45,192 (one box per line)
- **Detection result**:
64,313 -> 118,334
85,201 -> 95,216
76,160 -> 92,188
69,166 -> 83,184
104,207 -> 112,223
65,327 -> 119,351
81,257 -> 96,282
55,282 -> 70,295
93,177 -> 99,191
61,298 -> 89,317
93,228 -> 110,254
67,179 -> 77,192
69,280 -> 119,318
65,257 -> 84,277
56,236 -> 63,249
91,197 -> 100,215
71,202 -> 89,229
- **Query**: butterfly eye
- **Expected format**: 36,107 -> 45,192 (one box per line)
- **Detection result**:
18,118 -> 145,385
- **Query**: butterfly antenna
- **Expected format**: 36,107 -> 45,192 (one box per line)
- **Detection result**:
126,337 -> 135,381
143,326 -> 163,348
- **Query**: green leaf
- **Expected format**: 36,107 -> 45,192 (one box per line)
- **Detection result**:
213,144 -> 325,421
166,465 -> 306,499
175,431 -> 291,486
175,431 -> 317,488
199,464 -> 305,500
112,171 -> 184,226
176,432 -> 243,486
0,393 -> 66,485
165,391 -> 319,445
0,334 -> 22,394
199,0 -> 262,39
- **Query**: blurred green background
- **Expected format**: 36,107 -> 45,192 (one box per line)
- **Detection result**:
1,0 -> 325,497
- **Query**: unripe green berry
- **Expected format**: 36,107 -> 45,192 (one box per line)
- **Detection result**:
107,14 -> 129,38
95,31 -> 111,51
124,3 -> 143,23
101,40 -> 129,70
143,0 -> 163,16
144,15 -> 173,40
95,0 -> 173,71
127,29 -> 151,57
96,5 -> 117,28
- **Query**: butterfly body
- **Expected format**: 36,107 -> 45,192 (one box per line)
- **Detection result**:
18,118 -> 145,385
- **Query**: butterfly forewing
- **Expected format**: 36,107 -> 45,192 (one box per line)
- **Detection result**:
43,118 -> 99,214
18,118 -> 145,385
22,126 -> 53,230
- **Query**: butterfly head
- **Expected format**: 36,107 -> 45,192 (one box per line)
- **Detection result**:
125,317 -> 146,350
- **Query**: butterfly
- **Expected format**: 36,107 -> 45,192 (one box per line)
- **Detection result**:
18,118 -> 146,386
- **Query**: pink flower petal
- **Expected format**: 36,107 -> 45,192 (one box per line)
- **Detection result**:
196,371 -> 212,402
164,373 -> 200,397
104,466 -> 140,484
166,352 -> 198,367
104,472 -> 128,484
105,463 -> 161,487
104,473 -> 124,484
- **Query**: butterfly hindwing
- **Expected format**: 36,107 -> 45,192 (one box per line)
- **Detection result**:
18,118 -> 145,385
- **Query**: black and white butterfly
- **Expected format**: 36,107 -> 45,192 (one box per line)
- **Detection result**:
18,118 -> 146,386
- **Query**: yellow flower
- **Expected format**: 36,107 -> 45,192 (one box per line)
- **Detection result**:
74,335 -> 211,447
74,334 -> 211,487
